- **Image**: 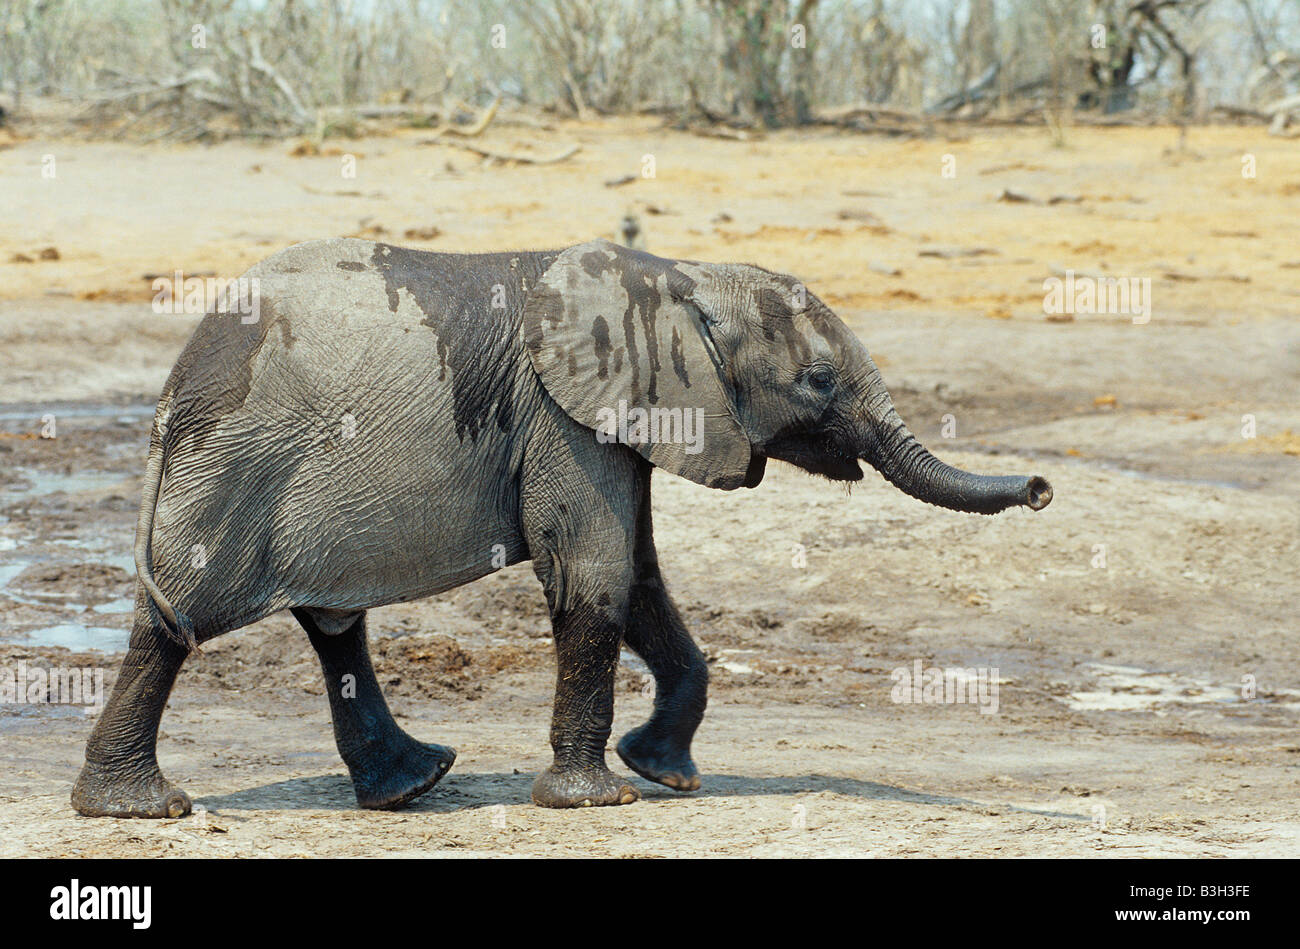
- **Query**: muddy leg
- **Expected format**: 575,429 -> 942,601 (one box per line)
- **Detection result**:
522,432 -> 641,808
295,608 -> 455,810
616,475 -> 707,791
71,590 -> 193,818
617,564 -> 708,792
530,569 -> 640,808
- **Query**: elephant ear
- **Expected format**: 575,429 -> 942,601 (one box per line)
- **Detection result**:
522,239 -> 761,490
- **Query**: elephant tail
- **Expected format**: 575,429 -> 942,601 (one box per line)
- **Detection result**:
134,399 -> 198,654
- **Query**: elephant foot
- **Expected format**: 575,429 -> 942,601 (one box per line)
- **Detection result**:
71,761 -> 193,819
351,739 -> 456,810
531,764 -> 640,808
616,728 -> 701,792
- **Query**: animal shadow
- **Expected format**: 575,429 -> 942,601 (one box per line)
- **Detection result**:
198,770 -> 1088,821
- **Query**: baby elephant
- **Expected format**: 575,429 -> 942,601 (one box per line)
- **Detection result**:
72,238 -> 1052,818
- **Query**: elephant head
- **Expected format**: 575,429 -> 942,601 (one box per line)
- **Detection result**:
522,239 -> 1052,514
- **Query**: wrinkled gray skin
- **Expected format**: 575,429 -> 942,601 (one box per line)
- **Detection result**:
71,238 -> 1052,818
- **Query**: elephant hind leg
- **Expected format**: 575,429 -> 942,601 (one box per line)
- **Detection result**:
294,608 -> 455,810
71,589 -> 193,818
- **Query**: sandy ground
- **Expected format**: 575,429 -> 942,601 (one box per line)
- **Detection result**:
1,117 -> 1298,857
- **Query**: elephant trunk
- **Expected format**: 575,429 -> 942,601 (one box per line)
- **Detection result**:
864,404 -> 1052,515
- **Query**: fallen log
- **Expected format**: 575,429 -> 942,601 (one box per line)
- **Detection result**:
422,96 -> 501,140
924,63 -> 1000,115
435,141 -> 581,165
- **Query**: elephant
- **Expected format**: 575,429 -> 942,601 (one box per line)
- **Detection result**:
71,237 -> 1052,818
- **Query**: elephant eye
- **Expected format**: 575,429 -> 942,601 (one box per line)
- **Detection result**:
806,365 -> 836,392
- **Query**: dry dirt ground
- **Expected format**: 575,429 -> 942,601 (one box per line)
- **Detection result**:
0,118 -> 1297,857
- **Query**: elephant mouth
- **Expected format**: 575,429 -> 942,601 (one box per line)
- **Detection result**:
811,455 -> 865,482
761,433 -> 864,482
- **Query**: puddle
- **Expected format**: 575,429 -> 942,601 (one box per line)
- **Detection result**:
0,559 -> 31,588
1,552 -> 136,616
0,402 -> 154,424
100,552 -> 134,571
717,647 -> 762,676
0,558 -> 79,609
1061,663 -> 1300,712
1,468 -> 129,501
43,544 -> 135,573
1,623 -> 129,652
92,597 -> 135,614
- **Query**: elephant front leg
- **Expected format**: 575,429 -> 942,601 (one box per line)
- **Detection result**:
533,603 -> 640,808
617,568 -> 708,792
529,553 -> 640,808
522,432 -> 643,808
294,608 -> 455,810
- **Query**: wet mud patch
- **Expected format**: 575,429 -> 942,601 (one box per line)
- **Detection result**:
1060,663 -> 1300,714
11,562 -> 133,604
177,620 -> 552,703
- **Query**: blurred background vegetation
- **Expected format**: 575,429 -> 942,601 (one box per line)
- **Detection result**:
1,0 -> 1298,138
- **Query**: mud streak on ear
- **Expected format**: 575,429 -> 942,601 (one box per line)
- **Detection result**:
521,239 -> 758,491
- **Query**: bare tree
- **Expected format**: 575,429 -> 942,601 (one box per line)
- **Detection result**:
2,0 -> 1296,138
